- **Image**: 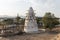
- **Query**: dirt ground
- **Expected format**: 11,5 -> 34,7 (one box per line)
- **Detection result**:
0,27 -> 60,40
0,32 -> 58,40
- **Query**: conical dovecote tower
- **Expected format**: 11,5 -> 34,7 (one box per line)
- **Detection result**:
24,7 -> 38,33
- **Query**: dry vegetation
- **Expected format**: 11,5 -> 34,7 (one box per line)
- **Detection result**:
0,26 -> 60,40
0,33 -> 57,40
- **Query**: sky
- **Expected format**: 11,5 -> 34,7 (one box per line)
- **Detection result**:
0,0 -> 60,17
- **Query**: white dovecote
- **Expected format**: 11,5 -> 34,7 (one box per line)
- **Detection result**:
24,7 -> 38,33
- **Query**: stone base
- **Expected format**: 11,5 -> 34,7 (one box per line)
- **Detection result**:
24,28 -> 39,33
24,31 -> 40,34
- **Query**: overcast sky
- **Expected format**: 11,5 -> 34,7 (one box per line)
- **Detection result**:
0,0 -> 60,17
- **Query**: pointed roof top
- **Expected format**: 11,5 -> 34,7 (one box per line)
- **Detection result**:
29,7 -> 34,12
30,7 -> 33,9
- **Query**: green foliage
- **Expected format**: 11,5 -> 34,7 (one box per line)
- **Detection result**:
42,12 -> 59,30
15,16 -> 25,25
36,17 -> 41,24
3,18 -> 14,24
16,16 -> 21,23
20,18 -> 25,25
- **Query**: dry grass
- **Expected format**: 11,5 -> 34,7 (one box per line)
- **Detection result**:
0,32 -> 58,40
0,26 -> 60,40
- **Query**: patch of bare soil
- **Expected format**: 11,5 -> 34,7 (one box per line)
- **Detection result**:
51,33 -> 60,40
0,33 -> 58,40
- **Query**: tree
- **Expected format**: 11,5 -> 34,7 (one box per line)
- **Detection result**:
16,15 -> 21,24
42,12 -> 59,30
3,18 -> 14,24
36,17 -> 42,28
15,14 -> 24,34
36,17 -> 40,25
20,18 -> 25,25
